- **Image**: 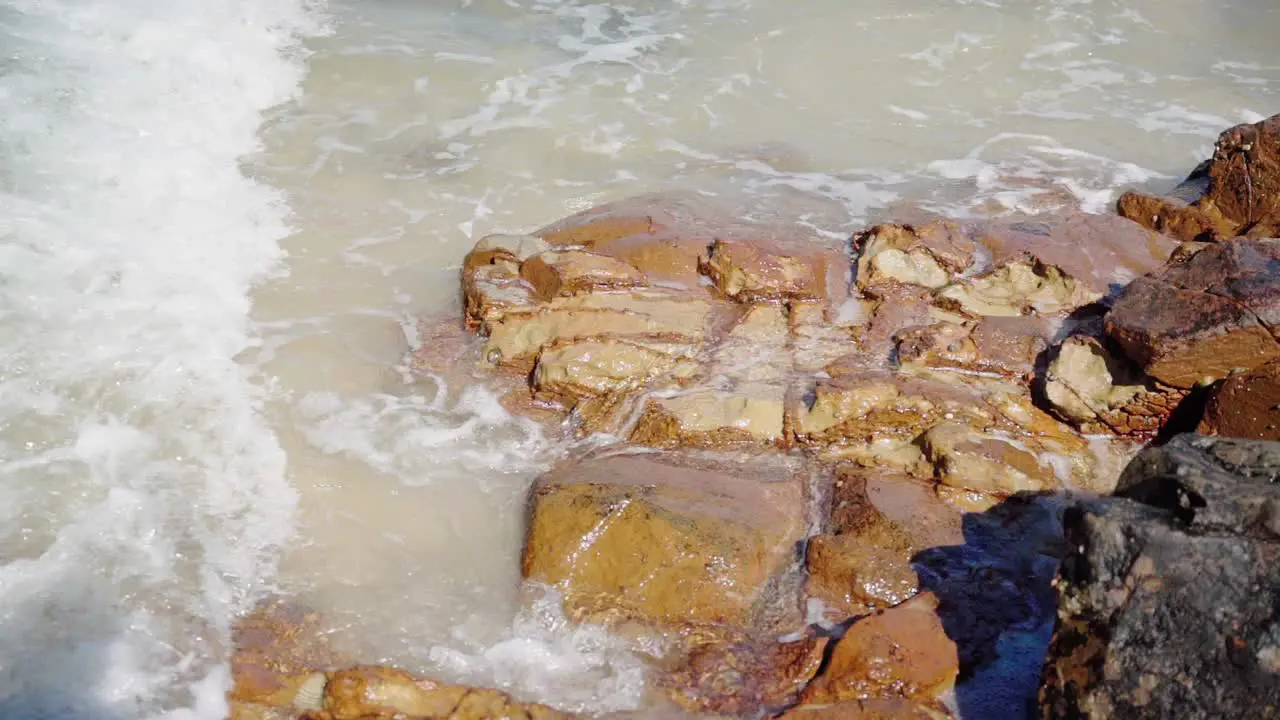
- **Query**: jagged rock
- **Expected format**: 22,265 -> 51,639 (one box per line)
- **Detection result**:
1105,238 -> 1280,389
659,629 -> 828,714
1041,334 -> 1186,437
798,593 -> 959,707
920,422 -> 1061,495
1198,358 -> 1280,440
522,450 -> 808,628
853,215 -> 1177,317
1039,434 -> 1280,719
806,468 -> 963,617
1117,114 -> 1280,242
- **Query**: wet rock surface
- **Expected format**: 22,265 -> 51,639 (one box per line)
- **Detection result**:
228,602 -> 571,720
1118,115 -> 1280,243
267,112 -> 1280,719
1039,434 -> 1280,719
1105,238 -> 1280,389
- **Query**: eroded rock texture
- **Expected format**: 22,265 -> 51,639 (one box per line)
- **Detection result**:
1040,435 -> 1280,719
1118,115 -> 1280,242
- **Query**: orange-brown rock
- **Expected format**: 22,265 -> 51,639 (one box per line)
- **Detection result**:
522,451 -> 808,628
1105,238 -> 1280,389
778,698 -> 953,719
894,316 -> 1049,380
1198,359 -> 1280,440
920,422 -> 1062,496
701,232 -> 851,305
228,604 -> 568,720
1042,334 -> 1187,436
1118,114 -> 1280,242
660,630 -> 828,714
229,601 -> 339,711
325,666 -> 570,720
798,593 -> 959,706
807,468 -> 963,617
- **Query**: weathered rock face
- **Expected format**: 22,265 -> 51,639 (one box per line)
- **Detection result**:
806,468 -> 963,617
798,593 -> 959,707
522,450 -> 809,629
1105,238 -> 1280,389
1117,114 -> 1280,243
228,602 -> 571,720
442,192 -> 1184,717
853,214 -> 1177,314
1040,434 -> 1280,719
1198,358 -> 1280,440
1040,333 -> 1187,437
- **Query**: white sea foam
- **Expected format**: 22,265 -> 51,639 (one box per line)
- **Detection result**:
0,0 -> 326,717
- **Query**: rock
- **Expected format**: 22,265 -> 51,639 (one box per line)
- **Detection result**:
1105,238 -> 1280,389
798,593 -> 959,706
521,450 -> 808,628
1041,334 -> 1187,437
778,698 -> 953,719
853,215 -> 1177,314
701,232 -> 851,305
806,468 -> 963,617
1198,359 -> 1280,440
521,249 -> 647,300
325,666 -> 570,720
229,601 -> 339,710
920,422 -> 1061,495
1117,114 -> 1280,242
660,630 -> 828,714
1039,434 -> 1280,719
227,603 -> 569,720
894,316 -> 1050,380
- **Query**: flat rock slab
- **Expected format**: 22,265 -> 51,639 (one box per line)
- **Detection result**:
523,450 -> 810,629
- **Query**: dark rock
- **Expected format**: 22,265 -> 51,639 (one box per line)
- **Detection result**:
1104,238 -> 1280,389
1039,434 -> 1280,719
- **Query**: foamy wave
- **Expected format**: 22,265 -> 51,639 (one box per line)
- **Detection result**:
429,587 -> 649,715
0,0 -> 327,717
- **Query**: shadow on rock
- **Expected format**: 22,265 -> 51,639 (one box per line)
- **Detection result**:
910,492 -> 1067,720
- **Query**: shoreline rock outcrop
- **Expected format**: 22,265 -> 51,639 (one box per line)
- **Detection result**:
237,111 -> 1280,720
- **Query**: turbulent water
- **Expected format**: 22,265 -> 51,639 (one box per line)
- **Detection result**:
1,0 -> 1277,717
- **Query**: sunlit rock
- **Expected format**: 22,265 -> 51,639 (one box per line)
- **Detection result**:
1117,114 -> 1280,242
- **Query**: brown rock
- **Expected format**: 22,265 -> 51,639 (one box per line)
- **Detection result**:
520,250 -> 646,300
1105,238 -> 1280,389
779,698 -> 953,719
482,291 -> 718,371
920,422 -> 1061,495
799,593 -> 959,706
894,316 -> 1050,380
229,601 -> 338,711
854,215 -> 1177,308
324,666 -> 570,720
1118,114 -> 1280,242
661,630 -> 828,714
1198,359 -> 1280,440
806,469 -> 964,616
1042,334 -> 1187,436
522,451 -> 807,628
702,232 -> 851,305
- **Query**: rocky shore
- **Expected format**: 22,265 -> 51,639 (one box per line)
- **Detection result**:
230,114 -> 1280,719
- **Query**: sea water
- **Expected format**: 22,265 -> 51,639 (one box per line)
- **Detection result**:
1,0 -> 1277,717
